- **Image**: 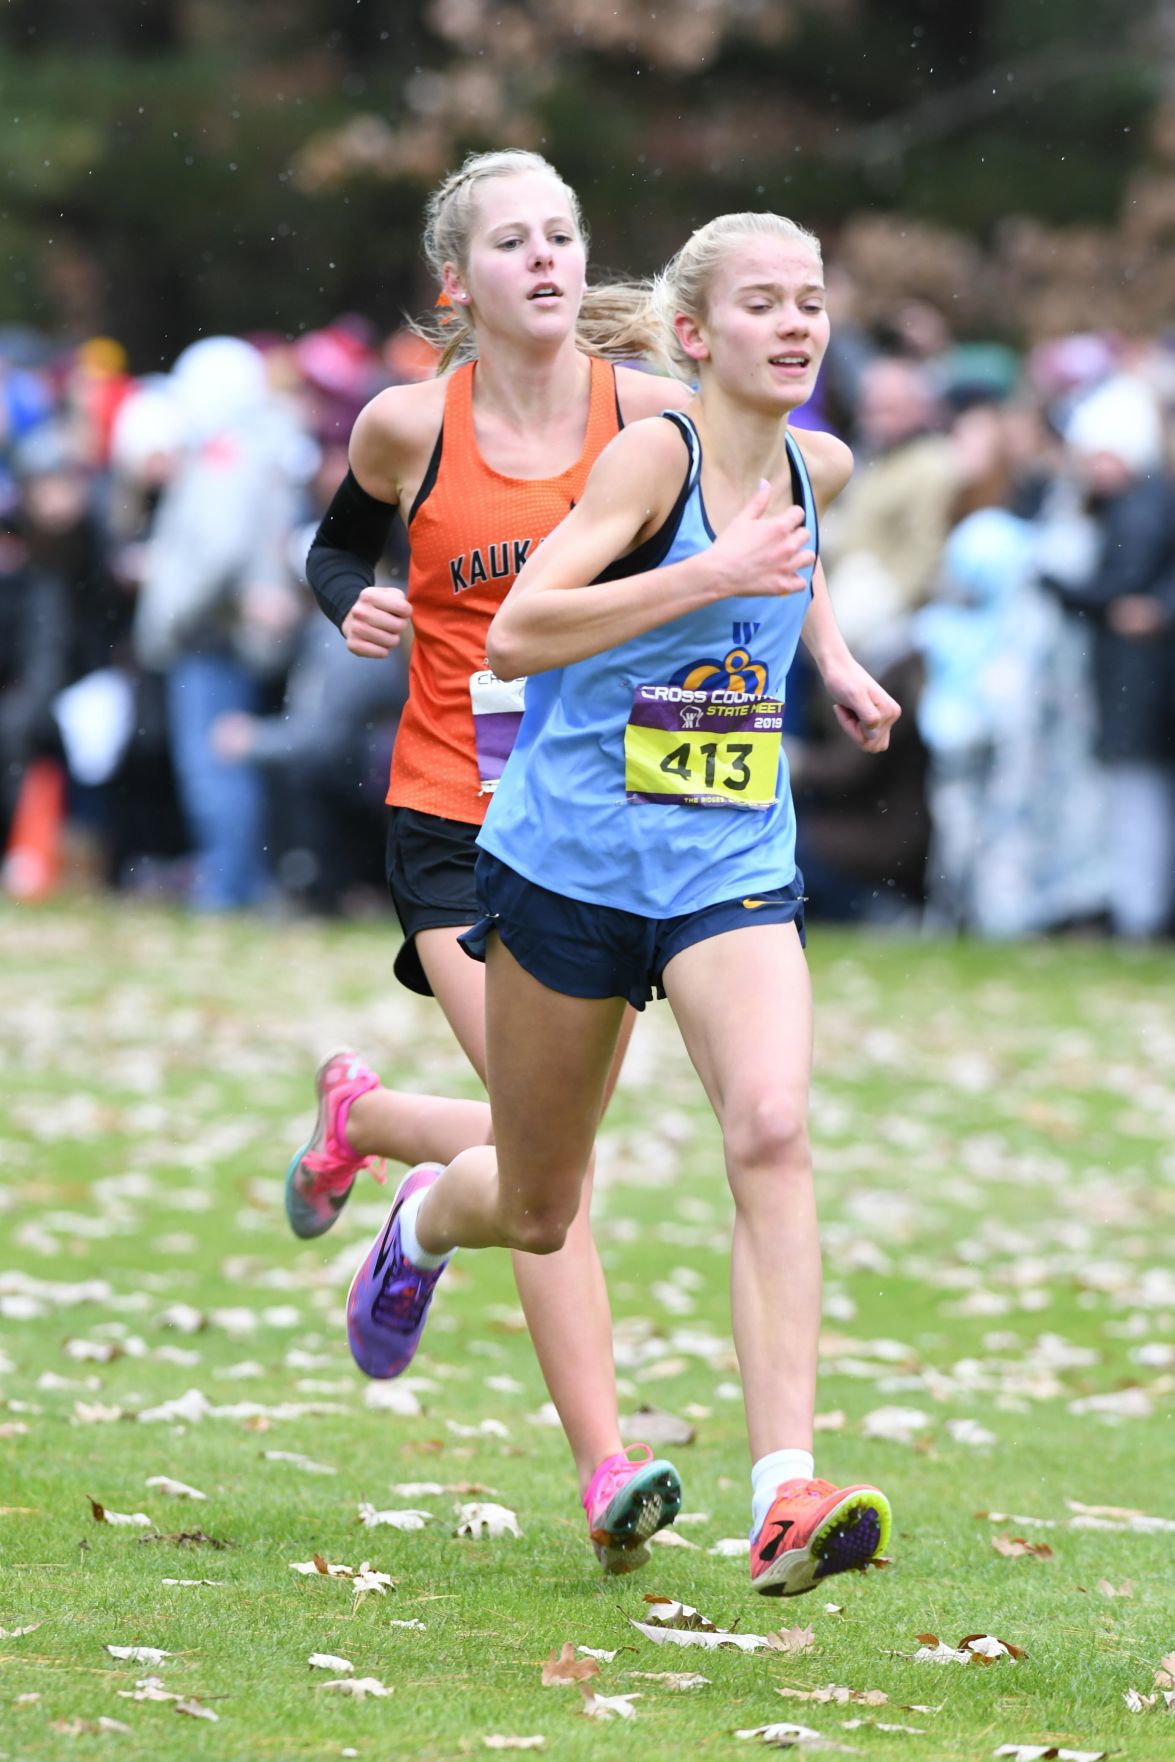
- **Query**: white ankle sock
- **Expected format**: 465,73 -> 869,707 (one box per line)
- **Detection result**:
751,1448 -> 815,1535
397,1188 -> 449,1271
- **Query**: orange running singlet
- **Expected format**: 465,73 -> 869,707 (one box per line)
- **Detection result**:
387,355 -> 621,824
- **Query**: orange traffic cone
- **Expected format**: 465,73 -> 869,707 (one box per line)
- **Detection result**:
3,758 -> 65,900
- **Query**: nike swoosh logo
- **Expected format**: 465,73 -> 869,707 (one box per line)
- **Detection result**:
757,1518 -> 795,1563
371,1210 -> 399,1279
743,898 -> 769,910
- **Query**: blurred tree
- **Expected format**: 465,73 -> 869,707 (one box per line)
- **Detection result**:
0,0 -> 1167,359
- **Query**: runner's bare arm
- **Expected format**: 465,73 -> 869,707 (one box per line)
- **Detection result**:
487,420 -> 813,679
791,431 -> 901,753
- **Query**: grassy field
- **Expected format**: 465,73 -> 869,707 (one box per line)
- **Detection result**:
1,900 -> 1173,1762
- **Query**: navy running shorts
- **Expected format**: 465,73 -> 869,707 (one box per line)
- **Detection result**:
458,849 -> 806,1011
386,806 -> 481,996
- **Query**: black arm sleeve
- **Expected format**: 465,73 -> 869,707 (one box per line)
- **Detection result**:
305,469 -> 397,631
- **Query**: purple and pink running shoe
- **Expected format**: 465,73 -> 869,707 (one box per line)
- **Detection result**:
346,1163 -> 447,1379
285,1050 -> 385,1240
583,1443 -> 683,1573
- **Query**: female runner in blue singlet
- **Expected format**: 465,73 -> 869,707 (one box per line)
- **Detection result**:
347,211 -> 902,1596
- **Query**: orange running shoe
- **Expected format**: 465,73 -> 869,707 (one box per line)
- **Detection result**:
749,1476 -> 891,1596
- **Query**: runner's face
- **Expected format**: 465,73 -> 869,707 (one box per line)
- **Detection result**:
453,172 -> 586,346
683,238 -> 829,412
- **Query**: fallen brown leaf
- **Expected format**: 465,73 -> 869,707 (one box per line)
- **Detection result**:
992,1533 -> 1055,1560
541,1642 -> 599,1686
765,1625 -> 816,1654
777,1684 -> 887,1706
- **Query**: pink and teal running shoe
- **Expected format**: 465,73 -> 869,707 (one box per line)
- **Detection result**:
346,1163 -> 447,1379
583,1444 -> 683,1574
285,1050 -> 385,1240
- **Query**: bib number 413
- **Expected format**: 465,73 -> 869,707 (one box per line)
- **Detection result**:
660,739 -> 754,792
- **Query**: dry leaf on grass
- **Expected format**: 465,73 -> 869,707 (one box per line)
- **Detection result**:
766,1626 -> 816,1655
454,1502 -> 521,1540
859,1406 -> 931,1444
945,1417 -> 997,1447
777,1684 -> 887,1706
64,1339 -> 123,1363
308,1653 -> 353,1673
1094,1579 -> 1133,1597
316,1676 -> 393,1699
993,1747 -> 1107,1760
844,1718 -> 924,1733
992,1534 -> 1054,1561
145,1476 -> 206,1500
577,1646 -> 618,1661
263,1451 -> 337,1475
541,1643 -> 599,1685
578,1682 -> 639,1720
650,1529 -> 700,1550
53,1716 -> 132,1735
1155,1652 -> 1175,1689
483,1739 -> 545,1752
0,1623 -> 41,1637
975,1510 -> 1057,1530
138,1527 -> 231,1549
358,1503 -> 434,1531
914,1632 -> 1025,1664
618,1406 -> 696,1447
630,1619 -> 771,1653
447,1418 -> 510,1439
364,1384 -> 422,1416
640,1596 -> 718,1630
105,1644 -> 173,1665
160,1578 -> 223,1587
117,1675 -> 178,1702
736,1722 -> 854,1749
175,1697 -> 219,1720
391,1479 -> 495,1497
289,1555 -> 393,1589
88,1495 -> 152,1528
628,1670 -> 709,1689
709,1537 -> 751,1556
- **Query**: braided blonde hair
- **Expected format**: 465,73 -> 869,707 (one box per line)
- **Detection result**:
651,212 -> 824,379
410,149 -> 669,374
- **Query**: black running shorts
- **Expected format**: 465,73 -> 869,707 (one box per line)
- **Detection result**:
385,806 -> 481,996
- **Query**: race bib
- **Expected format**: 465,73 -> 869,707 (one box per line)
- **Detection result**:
471,668 -> 526,794
624,685 -> 783,809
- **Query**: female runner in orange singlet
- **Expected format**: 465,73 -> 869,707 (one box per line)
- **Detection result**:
285,151 -> 898,1574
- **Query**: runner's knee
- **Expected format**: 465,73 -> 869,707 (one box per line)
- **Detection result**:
725,1094 -> 810,1188
498,1198 -> 577,1255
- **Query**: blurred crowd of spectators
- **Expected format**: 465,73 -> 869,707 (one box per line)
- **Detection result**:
4,281 -> 1175,939
0,318 -> 429,916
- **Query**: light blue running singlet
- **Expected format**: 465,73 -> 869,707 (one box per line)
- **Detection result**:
478,411 -> 818,917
